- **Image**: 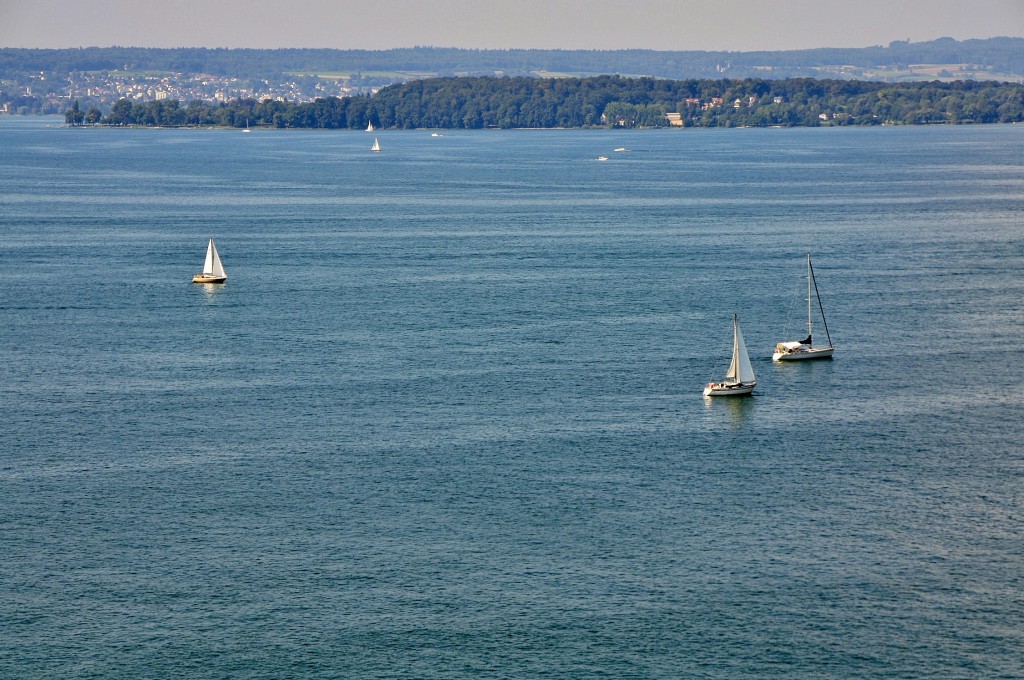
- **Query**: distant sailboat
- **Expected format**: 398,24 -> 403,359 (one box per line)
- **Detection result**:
366,121 -> 374,132
371,137 -> 381,152
772,253 -> 834,361
704,314 -> 756,397
192,239 -> 227,284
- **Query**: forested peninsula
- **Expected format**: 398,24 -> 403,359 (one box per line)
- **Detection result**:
69,75 -> 1024,129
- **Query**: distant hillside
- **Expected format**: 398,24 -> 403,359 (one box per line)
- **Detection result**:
3,38 -> 1023,115
3,37 -> 1024,80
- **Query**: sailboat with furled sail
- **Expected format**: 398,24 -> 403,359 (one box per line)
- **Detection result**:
704,314 -> 757,397
192,238 -> 227,284
773,253 -> 833,361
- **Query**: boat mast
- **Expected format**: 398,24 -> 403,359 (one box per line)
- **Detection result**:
725,313 -> 739,382
806,253 -> 813,340
808,255 -> 833,348
733,314 -> 740,378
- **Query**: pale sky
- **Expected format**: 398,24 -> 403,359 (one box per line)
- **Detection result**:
1,0 -> 1022,51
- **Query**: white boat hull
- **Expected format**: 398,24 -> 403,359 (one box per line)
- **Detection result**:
192,274 -> 226,284
772,347 -> 833,361
703,381 -> 755,397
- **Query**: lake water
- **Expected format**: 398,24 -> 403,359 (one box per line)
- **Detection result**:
2,117 -> 1023,678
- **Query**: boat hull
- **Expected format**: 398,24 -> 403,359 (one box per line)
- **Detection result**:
192,274 -> 227,284
772,347 -> 833,361
703,382 -> 755,397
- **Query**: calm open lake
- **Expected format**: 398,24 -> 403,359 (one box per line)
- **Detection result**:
2,117 -> 1023,678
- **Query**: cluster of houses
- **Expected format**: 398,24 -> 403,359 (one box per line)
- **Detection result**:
79,72 -> 355,106
2,70 -> 363,114
664,95 -> 787,125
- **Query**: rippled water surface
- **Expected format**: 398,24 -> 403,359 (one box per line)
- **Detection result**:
2,117 -> 1023,678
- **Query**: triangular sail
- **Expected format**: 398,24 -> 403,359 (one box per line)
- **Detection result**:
209,240 -> 226,278
203,239 -> 215,274
724,315 -> 756,383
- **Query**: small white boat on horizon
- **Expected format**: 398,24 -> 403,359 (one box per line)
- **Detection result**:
704,314 -> 756,397
192,238 -> 227,284
773,253 -> 834,361
371,137 -> 381,152
366,121 -> 374,132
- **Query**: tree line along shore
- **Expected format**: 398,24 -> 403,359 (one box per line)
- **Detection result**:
65,75 -> 1024,129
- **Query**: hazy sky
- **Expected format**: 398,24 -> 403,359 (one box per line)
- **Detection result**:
2,0 -> 1022,51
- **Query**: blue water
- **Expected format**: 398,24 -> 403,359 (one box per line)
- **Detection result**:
2,117 -> 1023,678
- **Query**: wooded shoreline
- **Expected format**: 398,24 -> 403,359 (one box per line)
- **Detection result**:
65,75 -> 1024,129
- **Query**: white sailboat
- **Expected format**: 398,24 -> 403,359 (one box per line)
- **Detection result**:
773,253 -> 833,361
366,120 -> 374,132
371,137 -> 381,152
192,238 -> 227,284
704,314 -> 757,397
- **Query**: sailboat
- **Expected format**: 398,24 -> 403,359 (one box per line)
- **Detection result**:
366,120 -> 374,132
371,137 -> 381,152
192,238 -> 227,284
772,253 -> 833,361
704,314 -> 757,397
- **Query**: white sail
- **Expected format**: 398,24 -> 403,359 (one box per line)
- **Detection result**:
371,137 -> 381,152
209,241 -> 226,278
366,121 -> 374,132
724,314 -> 756,383
204,239 -> 226,278
203,239 -> 215,274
